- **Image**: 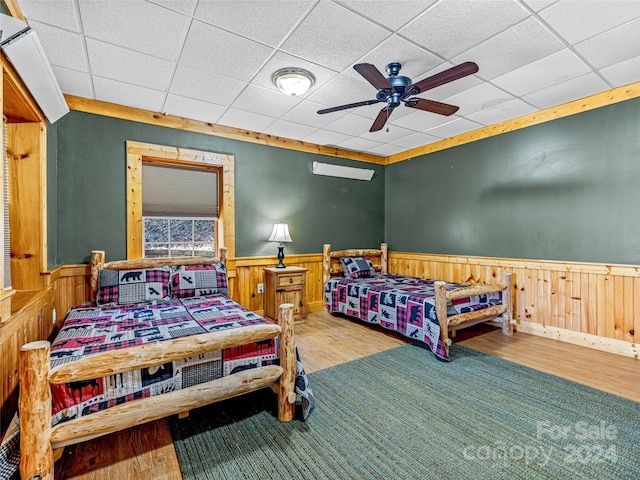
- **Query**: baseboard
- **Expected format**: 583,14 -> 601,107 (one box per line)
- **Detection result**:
516,320 -> 638,359
307,301 -> 324,313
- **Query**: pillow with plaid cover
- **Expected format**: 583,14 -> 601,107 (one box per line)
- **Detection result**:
96,267 -> 171,306
171,263 -> 228,299
340,256 -> 376,279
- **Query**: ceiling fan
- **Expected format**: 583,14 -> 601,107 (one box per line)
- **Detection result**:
317,61 -> 479,132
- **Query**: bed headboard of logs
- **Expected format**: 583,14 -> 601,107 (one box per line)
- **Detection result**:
89,247 -> 228,300
322,243 -> 388,286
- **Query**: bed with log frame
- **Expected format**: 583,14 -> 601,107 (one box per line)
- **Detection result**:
16,249 -> 306,480
322,243 -> 515,360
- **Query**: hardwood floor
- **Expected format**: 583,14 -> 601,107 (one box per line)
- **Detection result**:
54,311 -> 639,479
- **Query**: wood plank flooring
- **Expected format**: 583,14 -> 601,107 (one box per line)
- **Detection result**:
54,311 -> 639,479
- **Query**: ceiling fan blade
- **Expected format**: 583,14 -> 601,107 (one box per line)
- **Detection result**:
405,98 -> 459,116
408,61 -> 478,95
353,63 -> 393,90
317,99 -> 380,114
370,106 -> 394,132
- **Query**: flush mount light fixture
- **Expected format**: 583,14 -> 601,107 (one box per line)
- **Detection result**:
271,67 -> 316,96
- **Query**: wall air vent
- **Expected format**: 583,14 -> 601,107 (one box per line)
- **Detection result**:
312,161 -> 375,181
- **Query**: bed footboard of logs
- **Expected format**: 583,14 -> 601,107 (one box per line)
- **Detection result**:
434,272 -> 514,357
19,302 -> 296,480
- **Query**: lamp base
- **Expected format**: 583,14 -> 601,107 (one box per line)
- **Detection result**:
276,244 -> 286,268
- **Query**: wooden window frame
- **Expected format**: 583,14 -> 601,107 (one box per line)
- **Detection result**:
126,141 -> 235,260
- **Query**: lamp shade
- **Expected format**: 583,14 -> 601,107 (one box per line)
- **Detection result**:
268,223 -> 292,243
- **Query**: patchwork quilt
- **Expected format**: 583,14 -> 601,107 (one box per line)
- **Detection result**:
0,294 -> 314,478
324,274 -> 503,361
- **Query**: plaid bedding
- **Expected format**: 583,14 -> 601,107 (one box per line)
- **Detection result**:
324,274 -> 503,361
1,294 -> 314,478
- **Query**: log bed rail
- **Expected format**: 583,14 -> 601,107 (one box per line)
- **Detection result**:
19,249 -> 297,480
322,243 -> 515,357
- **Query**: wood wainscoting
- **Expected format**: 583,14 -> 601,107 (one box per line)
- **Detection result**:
0,265 -> 91,432
388,251 -> 639,359
229,253 -> 325,316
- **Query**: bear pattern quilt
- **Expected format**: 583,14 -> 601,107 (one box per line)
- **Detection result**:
49,294 -> 312,425
324,274 -> 503,361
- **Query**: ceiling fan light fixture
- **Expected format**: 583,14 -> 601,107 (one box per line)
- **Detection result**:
272,67 -> 315,96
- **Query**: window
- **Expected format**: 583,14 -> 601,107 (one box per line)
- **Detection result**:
126,141 -> 236,260
141,162 -> 218,258
143,217 -> 216,258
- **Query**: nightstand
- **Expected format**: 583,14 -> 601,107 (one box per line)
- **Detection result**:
263,266 -> 307,323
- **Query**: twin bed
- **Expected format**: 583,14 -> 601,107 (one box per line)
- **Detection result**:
322,244 -> 515,361
17,249 -> 311,480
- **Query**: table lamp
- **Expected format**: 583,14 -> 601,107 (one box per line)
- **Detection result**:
268,223 -> 292,268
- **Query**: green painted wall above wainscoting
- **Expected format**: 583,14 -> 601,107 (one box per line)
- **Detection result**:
385,96 -> 640,265
49,111 -> 384,266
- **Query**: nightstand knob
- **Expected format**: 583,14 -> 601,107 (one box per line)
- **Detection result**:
289,278 -> 293,284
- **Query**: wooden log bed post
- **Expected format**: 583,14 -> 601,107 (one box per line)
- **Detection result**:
19,341 -> 54,480
277,303 -> 296,421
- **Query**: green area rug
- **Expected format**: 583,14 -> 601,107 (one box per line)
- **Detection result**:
168,344 -> 639,479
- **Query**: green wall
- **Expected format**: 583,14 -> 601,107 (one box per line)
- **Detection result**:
49,111 -> 384,266
385,97 -> 640,265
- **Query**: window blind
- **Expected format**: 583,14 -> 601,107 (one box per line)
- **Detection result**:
142,163 -> 218,217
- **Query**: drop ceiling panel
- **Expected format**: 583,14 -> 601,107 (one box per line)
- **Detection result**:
86,38 -> 174,91
179,20 -> 274,82
19,0 -> 80,31
601,55 -> 640,88
281,100 -> 348,128
457,18 -> 565,80
574,17 -> 640,69
336,0 -> 435,31
443,82 -> 515,116
78,0 -> 190,61
170,64 -> 246,105
424,117 -> 484,139
465,98 -> 537,126
522,73 -> 611,110
93,76 -> 165,112
194,0 -> 314,47
148,0 -> 197,15
26,20 -> 88,72
302,128 -> 353,147
261,118 -> 316,139
230,85 -> 300,118
338,136 -> 384,152
399,0 -> 529,59
52,65 -> 93,99
218,108 -> 276,132
491,49 -> 592,97
391,132 -> 442,149
280,1 -> 391,71
538,0 -> 640,44
163,94 -> 226,124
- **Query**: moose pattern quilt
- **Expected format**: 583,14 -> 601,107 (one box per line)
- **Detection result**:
324,274 -> 503,361
49,294 -> 311,425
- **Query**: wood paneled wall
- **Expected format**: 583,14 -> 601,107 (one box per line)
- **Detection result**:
0,266 -> 90,433
388,251 -> 639,358
228,253 -> 325,315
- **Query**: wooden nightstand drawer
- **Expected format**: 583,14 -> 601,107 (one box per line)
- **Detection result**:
275,272 -> 305,288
